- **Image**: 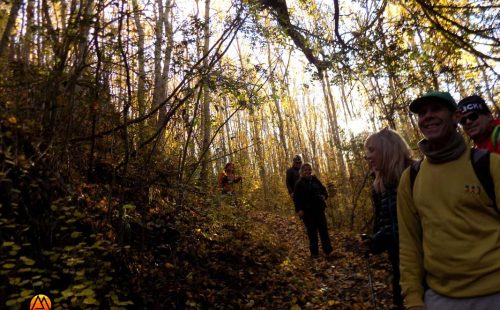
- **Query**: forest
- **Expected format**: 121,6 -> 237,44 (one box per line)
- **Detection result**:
0,0 -> 498,309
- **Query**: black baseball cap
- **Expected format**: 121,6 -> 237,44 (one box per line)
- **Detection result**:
457,95 -> 491,114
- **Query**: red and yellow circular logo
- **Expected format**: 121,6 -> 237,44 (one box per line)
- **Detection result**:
30,294 -> 52,310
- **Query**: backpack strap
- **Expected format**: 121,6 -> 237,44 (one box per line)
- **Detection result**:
492,125 -> 500,150
409,160 -> 422,196
410,151 -> 498,215
470,148 -> 499,215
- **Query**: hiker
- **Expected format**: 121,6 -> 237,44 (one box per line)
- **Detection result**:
458,95 -> 500,153
286,154 -> 302,198
218,162 -> 242,195
361,128 -> 414,309
397,91 -> 500,309
293,162 -> 333,258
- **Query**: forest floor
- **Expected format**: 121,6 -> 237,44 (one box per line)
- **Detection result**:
246,209 -> 394,310
149,199 -> 396,310
1,154 -> 397,310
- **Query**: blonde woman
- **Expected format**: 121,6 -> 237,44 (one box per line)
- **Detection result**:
363,128 -> 414,309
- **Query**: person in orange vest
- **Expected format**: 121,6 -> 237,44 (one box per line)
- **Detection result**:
218,162 -> 242,195
458,95 -> 500,154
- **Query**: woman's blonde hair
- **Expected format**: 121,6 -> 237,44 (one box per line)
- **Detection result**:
365,128 -> 413,193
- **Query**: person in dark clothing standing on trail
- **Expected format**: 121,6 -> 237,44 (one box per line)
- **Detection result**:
293,162 -> 333,258
286,155 -> 302,198
458,95 -> 500,154
362,128 -> 414,309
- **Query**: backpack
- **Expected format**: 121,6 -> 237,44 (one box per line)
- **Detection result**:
409,148 -> 498,215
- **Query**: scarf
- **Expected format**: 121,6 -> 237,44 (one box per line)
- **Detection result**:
418,132 -> 466,164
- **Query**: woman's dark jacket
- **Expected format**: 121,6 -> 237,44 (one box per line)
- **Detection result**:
286,167 -> 300,194
370,186 -> 398,254
293,176 -> 328,213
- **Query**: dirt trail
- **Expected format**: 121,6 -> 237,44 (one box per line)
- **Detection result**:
248,210 -> 394,309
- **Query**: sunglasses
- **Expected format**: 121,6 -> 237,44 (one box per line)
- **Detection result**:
459,112 -> 480,125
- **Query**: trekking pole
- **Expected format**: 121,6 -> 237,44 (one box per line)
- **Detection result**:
361,234 -> 377,310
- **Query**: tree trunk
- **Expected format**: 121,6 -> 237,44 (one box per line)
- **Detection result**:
0,0 -> 23,58
320,69 -> 346,181
22,0 -> 34,63
162,0 -> 174,100
152,0 -> 164,116
132,0 -> 147,142
250,108 -> 269,206
199,0 -> 212,189
266,41 -> 289,161
154,0 -> 174,131
223,97 -> 234,160
117,0 -> 131,174
132,0 -> 146,117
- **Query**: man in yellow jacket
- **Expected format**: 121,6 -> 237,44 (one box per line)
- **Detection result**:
397,91 -> 500,309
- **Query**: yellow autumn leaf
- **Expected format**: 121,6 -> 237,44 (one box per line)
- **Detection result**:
71,231 -> 82,238
7,116 -> 17,124
20,256 -> 35,266
83,297 -> 99,305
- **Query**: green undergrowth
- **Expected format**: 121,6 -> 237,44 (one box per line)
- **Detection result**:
0,190 -> 142,309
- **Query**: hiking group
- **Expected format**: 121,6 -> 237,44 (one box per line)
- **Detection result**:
286,92 -> 500,310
